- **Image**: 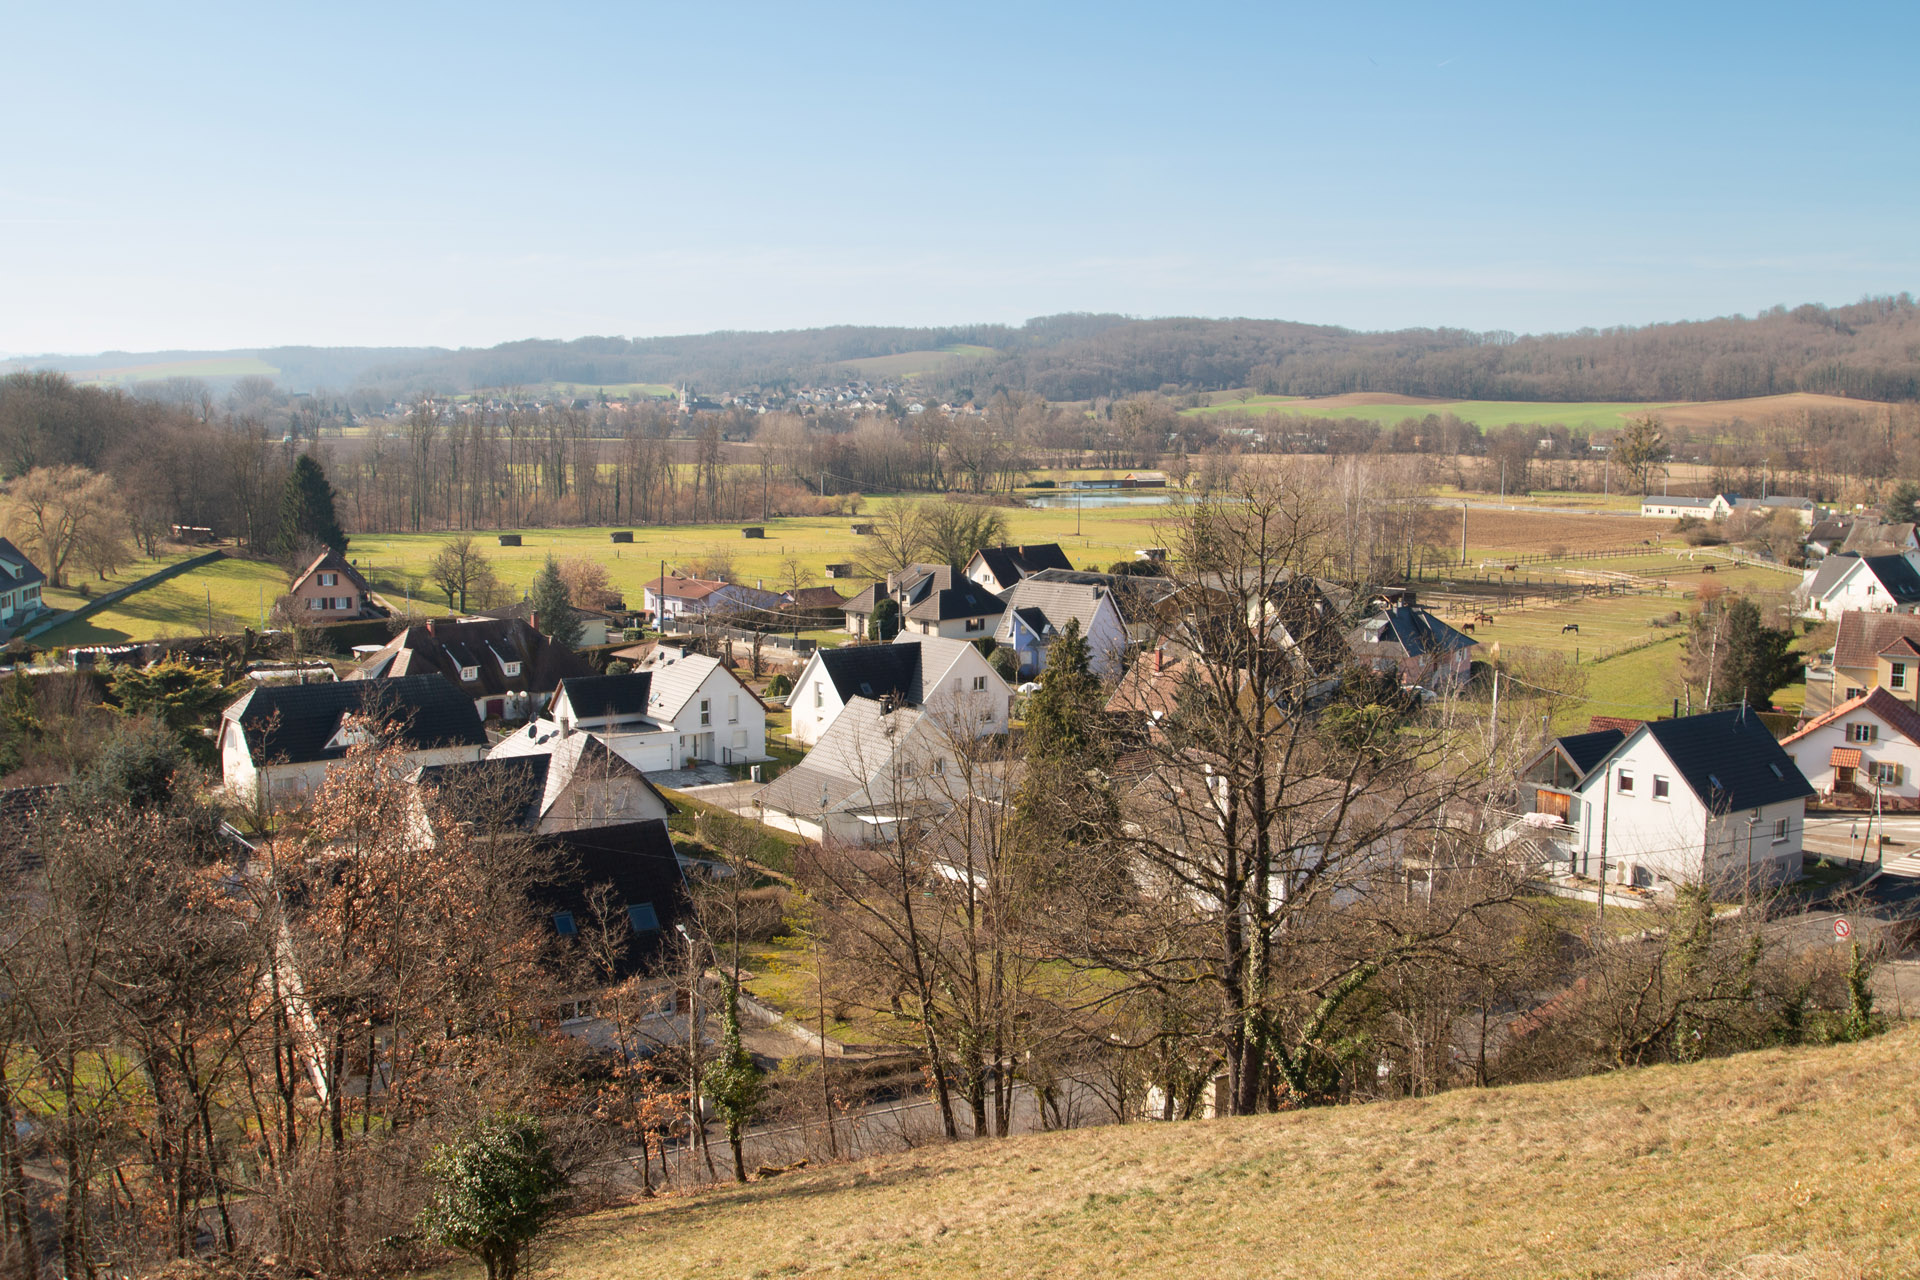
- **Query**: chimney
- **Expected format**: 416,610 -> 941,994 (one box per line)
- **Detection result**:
1154,648 -> 1164,673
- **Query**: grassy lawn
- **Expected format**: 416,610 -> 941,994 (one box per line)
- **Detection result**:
345,507 -> 1180,616
1557,635 -> 1687,731
1184,395 -> 1692,431
452,1025 -> 1920,1279
37,554 -> 292,648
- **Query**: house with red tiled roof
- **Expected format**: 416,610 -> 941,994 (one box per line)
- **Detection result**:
1781,686 -> 1920,801
641,576 -> 786,628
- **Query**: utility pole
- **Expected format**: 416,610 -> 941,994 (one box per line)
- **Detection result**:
1460,502 -> 1468,566
1596,769 -> 1612,933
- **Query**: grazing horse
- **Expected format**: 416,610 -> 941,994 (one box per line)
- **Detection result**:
1505,563 -> 1519,572
1462,622 -> 1476,634
1562,623 -> 1580,635
1701,563 -> 1717,574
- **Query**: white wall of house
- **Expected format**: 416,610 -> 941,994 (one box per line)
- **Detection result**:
910,636 -> 1014,737
222,721 -> 483,811
1000,594 -> 1129,680
1784,715 -> 1920,800
1810,557 -> 1920,617
1574,738 -> 1804,888
538,768 -> 672,833
785,650 -> 847,747
903,613 -> 1000,641
654,663 -> 767,764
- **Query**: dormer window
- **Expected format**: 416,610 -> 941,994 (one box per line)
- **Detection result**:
1892,662 -> 1907,690
459,665 -> 479,682
502,660 -> 522,677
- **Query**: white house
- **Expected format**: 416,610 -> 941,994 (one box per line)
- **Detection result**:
542,671 -> 678,772
754,697 -> 964,844
218,674 -> 488,810
426,729 -> 676,834
1560,711 -> 1815,890
1641,495 -> 1729,521
785,633 -> 1010,747
994,569 -> 1176,680
0,538 -> 48,633
642,576 -> 786,628
1795,552 -> 1920,619
840,564 -> 1006,641
963,543 -> 1074,595
1781,687 -> 1920,802
637,649 -> 768,766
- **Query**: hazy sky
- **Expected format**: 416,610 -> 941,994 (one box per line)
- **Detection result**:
4,2 -> 1916,354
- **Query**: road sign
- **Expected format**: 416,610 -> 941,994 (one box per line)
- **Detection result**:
1834,918 -> 1852,941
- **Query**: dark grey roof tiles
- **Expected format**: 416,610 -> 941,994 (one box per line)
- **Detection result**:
225,674 -> 486,765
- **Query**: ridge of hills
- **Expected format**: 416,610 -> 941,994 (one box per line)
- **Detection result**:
467,1027 -> 1920,1280
5,295 -> 1917,405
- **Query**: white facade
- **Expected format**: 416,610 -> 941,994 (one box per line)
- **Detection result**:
1571,736 -> 1805,889
1781,695 -> 1920,801
785,635 -> 1011,747
996,590 -> 1131,680
218,719 -> 482,812
485,729 -> 674,831
641,652 -> 769,766
1800,554 -> 1920,618
1640,497 -> 1726,521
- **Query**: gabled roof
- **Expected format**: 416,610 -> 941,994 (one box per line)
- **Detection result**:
644,651 -> 755,721
0,537 -> 46,592
1841,522 -> 1917,556
292,549 -> 373,595
1580,710 -> 1814,812
1833,611 -> 1920,670
1558,729 -> 1627,775
554,672 -> 654,721
970,544 -> 1074,586
644,576 -> 727,602
353,618 -> 592,698
413,754 -> 551,828
1858,555 -> 1920,603
905,577 -> 1006,623
1782,686 -> 1920,750
812,642 -> 922,704
223,674 -> 486,765
1800,553 -> 1860,602
487,725 -> 679,818
1348,604 -> 1478,662
756,697 -> 933,817
1880,636 -> 1920,660
787,586 -> 848,610
531,820 -> 689,976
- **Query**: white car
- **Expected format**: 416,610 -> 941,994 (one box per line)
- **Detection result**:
1017,681 -> 1042,694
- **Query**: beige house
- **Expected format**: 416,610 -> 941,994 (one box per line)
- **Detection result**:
287,550 -> 382,622
1802,611 -> 1920,719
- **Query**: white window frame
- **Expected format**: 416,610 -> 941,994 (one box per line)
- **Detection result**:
1849,722 -> 1879,743
460,665 -> 479,682
972,675 -> 987,692
502,660 -> 522,677
1652,775 -> 1670,801
1616,769 -> 1634,795
1772,816 -> 1790,842
699,698 -> 711,726
1892,663 -> 1908,691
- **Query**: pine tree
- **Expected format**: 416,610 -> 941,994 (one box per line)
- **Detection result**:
277,454 -> 348,556
1886,480 -> 1920,526
527,554 -> 583,650
1716,597 -> 1800,710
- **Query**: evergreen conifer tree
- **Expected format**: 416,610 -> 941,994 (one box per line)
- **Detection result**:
527,554 -> 583,650
277,454 -> 348,556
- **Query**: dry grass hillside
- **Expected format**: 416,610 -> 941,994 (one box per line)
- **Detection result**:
465,1028 -> 1920,1280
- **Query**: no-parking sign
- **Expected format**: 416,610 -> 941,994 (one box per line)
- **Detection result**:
1834,918 -> 1853,941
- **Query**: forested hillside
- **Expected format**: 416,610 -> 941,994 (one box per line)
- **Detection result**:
9,297 -> 1915,404
944,295 -> 1920,403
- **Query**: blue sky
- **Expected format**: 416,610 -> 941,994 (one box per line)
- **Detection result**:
3,1 -> 1915,354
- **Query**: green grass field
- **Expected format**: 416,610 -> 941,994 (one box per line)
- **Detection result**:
32,504 -> 1182,647
434,1026 -> 1920,1279
38,556 -> 295,648
347,505 -> 1178,614
1186,395 -> 1689,432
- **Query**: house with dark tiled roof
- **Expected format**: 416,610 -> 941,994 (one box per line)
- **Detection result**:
1562,710 -> 1814,889
0,538 -> 48,634
641,576 -> 785,628
1781,687 -> 1920,802
785,633 -> 1009,747
351,617 -> 593,721
993,568 -> 1179,680
841,564 -> 1006,641
1346,592 -> 1478,690
1795,552 -> 1920,620
218,674 -> 487,810
963,543 -> 1074,594
460,726 -> 677,831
